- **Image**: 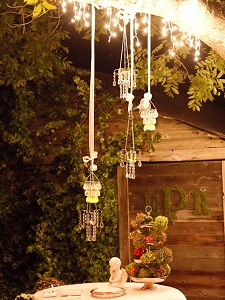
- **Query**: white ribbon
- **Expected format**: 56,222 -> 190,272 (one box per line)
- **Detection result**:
89,3 -> 97,168
126,93 -> 134,112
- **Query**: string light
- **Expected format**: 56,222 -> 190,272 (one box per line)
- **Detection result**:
162,0 -> 202,60
61,0 -> 202,62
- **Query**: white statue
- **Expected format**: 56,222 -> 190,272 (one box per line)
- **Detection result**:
109,257 -> 128,288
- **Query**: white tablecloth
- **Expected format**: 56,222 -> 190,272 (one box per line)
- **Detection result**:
33,281 -> 187,300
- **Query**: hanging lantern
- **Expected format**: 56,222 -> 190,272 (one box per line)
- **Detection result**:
137,13 -> 158,131
138,92 -> 158,131
79,205 -> 104,242
83,170 -> 102,203
79,163 -> 103,241
120,148 -> 142,179
118,15 -> 142,179
112,13 -> 136,99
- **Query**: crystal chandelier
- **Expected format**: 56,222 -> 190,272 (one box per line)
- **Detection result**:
80,158 -> 104,241
118,13 -> 142,179
112,10 -> 136,99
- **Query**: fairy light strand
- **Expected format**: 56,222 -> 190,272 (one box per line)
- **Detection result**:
62,1 -> 201,60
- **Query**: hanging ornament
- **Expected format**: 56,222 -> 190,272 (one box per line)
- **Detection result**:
79,204 -> 104,242
112,10 -> 136,99
137,13 -> 158,131
120,146 -> 142,179
79,4 -> 103,241
79,157 -> 103,241
138,92 -> 158,131
119,14 -> 141,179
83,163 -> 102,203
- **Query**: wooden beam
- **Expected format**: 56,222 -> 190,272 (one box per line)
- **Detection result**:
117,166 -> 130,267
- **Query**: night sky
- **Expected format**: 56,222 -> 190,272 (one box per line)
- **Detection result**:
63,23 -> 124,74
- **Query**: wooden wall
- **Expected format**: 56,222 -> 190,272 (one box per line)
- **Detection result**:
117,117 -> 225,300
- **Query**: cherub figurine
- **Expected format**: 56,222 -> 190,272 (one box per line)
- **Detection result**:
109,257 -> 128,288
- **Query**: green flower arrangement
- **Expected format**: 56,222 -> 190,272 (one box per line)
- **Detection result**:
125,209 -> 173,279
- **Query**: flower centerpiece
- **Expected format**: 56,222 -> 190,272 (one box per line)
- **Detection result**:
125,206 -> 172,288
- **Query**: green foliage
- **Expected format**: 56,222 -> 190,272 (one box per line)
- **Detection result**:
3,1 -> 225,298
134,46 -> 187,98
1,9 -> 158,297
0,9 -> 89,299
163,186 -> 188,221
133,15 -> 225,111
187,50 -> 225,111
23,0 -> 57,18
78,9 -> 110,41
8,2 -> 225,112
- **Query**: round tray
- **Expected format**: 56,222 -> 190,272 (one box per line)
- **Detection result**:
91,287 -> 126,298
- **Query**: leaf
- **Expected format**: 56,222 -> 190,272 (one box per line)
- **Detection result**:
171,86 -> 179,94
33,3 -> 42,18
217,71 -> 224,78
42,0 -> 57,10
188,99 -> 195,105
24,0 -> 38,4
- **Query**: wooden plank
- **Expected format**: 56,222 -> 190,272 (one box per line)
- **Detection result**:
106,113 -> 225,138
166,222 -> 225,245
117,166 -> 130,267
141,148 -> 225,162
164,270 -> 225,300
147,137 -> 225,150
222,161 -> 225,249
168,245 -> 225,271
118,161 -> 225,300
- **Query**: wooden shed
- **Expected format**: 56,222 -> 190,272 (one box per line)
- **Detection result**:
117,115 -> 225,300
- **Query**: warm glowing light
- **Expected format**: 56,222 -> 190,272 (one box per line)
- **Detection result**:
62,1 -> 202,60
139,102 -> 158,131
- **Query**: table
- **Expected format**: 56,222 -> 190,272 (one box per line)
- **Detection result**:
33,282 -> 187,300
